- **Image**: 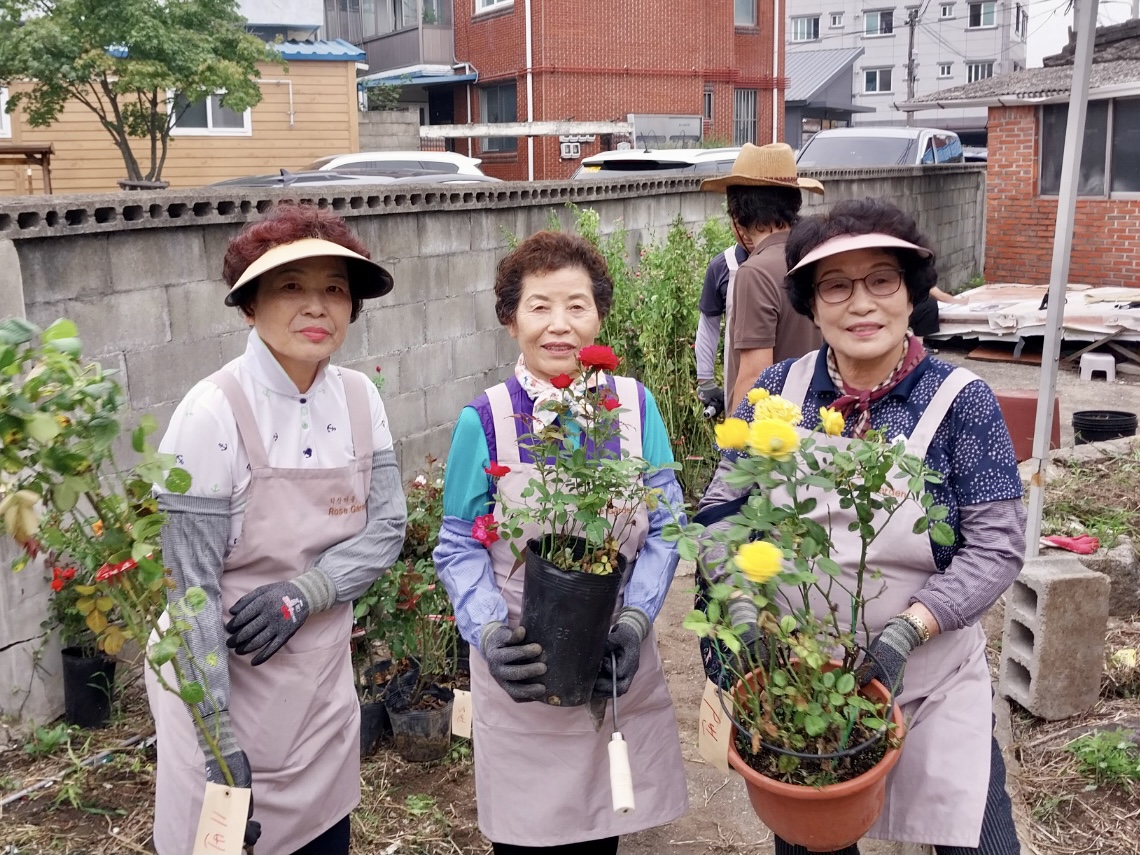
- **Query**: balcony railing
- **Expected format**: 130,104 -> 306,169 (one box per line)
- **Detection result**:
326,0 -> 454,74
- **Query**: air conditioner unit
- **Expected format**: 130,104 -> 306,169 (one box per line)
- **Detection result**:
560,142 -> 581,160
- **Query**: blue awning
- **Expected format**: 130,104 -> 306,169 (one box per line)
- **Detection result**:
273,39 -> 366,62
359,72 -> 477,89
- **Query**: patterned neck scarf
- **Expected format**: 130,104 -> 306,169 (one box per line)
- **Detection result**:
826,333 -> 927,438
513,355 -> 602,427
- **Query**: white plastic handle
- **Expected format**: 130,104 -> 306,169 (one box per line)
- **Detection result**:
608,732 -> 635,815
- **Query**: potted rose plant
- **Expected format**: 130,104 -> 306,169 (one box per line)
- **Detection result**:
0,318 -> 244,796
669,391 -> 955,851
486,344 -> 673,707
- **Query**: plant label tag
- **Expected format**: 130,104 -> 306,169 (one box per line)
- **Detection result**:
697,679 -> 731,773
191,782 -> 251,855
452,689 -> 473,739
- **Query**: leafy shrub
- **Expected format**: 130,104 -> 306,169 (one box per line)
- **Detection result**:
1068,729 -> 1140,786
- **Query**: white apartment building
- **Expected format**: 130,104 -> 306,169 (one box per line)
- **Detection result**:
785,0 -> 1028,142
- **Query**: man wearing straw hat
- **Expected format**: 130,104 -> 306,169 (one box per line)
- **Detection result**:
701,143 -> 825,414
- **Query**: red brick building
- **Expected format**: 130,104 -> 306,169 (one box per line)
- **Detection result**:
452,0 -> 785,181
903,21 -> 1140,288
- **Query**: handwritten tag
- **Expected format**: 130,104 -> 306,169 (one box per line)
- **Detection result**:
451,689 -> 473,739
697,679 -> 732,773
192,782 -> 251,855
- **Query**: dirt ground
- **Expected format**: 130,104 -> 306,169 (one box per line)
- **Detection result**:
2,340 -> 1139,854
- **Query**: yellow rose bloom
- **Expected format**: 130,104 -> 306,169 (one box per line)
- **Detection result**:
715,417 -> 750,451
748,418 -> 801,459
735,541 -> 784,584
818,406 -> 845,437
752,395 -> 802,426
747,387 -> 770,405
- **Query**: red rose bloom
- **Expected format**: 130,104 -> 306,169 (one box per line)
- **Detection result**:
484,462 -> 512,477
95,557 -> 137,583
50,566 -> 76,593
550,373 -> 574,389
600,395 -> 621,411
578,345 -> 620,372
472,513 -> 500,548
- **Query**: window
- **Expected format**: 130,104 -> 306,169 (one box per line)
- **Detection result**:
968,1 -> 994,27
864,67 -> 893,93
733,88 -> 757,145
170,92 -> 251,135
1014,4 -> 1029,38
864,10 -> 894,35
966,62 -> 994,83
792,16 -> 820,41
480,82 -> 517,153
1040,99 -> 1140,195
362,0 -> 421,37
703,85 -> 714,121
0,88 -> 10,139
831,12 -> 844,26
938,62 -> 953,78
940,3 -> 954,17
735,0 -> 757,26
476,0 -> 512,12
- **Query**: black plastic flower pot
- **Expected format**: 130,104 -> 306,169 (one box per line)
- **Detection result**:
519,536 -> 625,708
1072,410 -> 1138,445
61,647 -> 116,729
383,683 -> 455,763
359,699 -> 389,759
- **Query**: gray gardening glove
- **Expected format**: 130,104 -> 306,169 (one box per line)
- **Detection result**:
697,380 -> 725,418
858,616 -> 924,696
729,596 -> 769,674
200,711 -> 261,848
595,607 -> 649,698
480,622 -> 547,702
225,572 -> 330,666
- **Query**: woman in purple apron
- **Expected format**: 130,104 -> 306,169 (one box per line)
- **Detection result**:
433,231 -> 688,854
699,198 -> 1025,854
146,203 -> 407,855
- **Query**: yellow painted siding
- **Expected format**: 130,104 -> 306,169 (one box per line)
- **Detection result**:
0,61 -> 360,196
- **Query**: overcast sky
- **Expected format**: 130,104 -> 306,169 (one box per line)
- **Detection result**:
1027,0 -> 1135,66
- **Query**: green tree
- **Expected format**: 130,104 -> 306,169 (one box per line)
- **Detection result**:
0,0 -> 280,184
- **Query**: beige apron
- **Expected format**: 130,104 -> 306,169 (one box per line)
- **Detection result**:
146,369 -> 374,855
470,377 -> 689,846
776,353 -> 992,848
722,246 -> 742,411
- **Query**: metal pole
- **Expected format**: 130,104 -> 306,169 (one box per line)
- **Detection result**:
1024,0 -> 1099,559
906,9 -> 918,127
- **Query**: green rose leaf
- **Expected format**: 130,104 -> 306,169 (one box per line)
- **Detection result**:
42,319 -> 79,342
0,317 -> 36,346
179,681 -> 205,705
25,412 -> 62,444
835,672 -> 856,694
183,586 -> 208,615
150,633 -> 183,666
817,556 -> 842,578
676,537 -> 698,562
930,521 -> 956,546
45,337 -> 83,358
165,468 -> 192,494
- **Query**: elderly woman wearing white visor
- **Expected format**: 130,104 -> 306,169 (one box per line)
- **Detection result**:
145,202 -> 407,855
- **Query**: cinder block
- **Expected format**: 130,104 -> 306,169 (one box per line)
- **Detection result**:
999,555 -> 1110,720
365,301 -> 427,353
426,295 -> 476,342
18,234 -> 112,302
1079,535 -> 1140,616
417,211 -> 471,256
28,287 -> 171,356
167,279 -> 247,342
452,329 -> 507,378
425,375 -> 482,427
447,249 -> 499,296
399,341 -> 453,390
384,390 -> 427,437
109,228 -> 209,291
125,340 -> 221,408
397,425 -> 453,475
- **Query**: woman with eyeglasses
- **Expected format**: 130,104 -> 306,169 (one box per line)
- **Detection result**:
697,198 -> 1026,855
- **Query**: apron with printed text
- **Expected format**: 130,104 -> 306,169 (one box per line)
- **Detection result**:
775,353 -> 992,848
146,369 -> 374,855
470,376 -> 689,846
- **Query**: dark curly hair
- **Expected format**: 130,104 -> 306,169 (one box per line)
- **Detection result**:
494,231 -> 613,326
726,185 -> 803,232
222,202 -> 371,322
784,197 -> 937,320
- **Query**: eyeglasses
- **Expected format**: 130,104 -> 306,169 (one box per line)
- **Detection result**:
814,269 -> 905,304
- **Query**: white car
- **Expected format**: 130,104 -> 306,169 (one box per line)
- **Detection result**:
572,147 -> 742,179
795,128 -> 964,167
303,151 -> 486,177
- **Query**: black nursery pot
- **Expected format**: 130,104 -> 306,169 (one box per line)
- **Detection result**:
1072,410 -> 1138,444
61,647 -> 116,729
519,536 -> 625,708
359,700 -> 389,759
384,682 -> 455,763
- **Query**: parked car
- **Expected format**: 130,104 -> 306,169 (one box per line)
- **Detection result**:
209,169 -> 501,189
303,151 -> 486,177
572,147 -> 741,179
795,128 -> 964,168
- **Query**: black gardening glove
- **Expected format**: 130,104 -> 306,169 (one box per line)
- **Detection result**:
201,715 -> 261,848
697,380 -> 725,419
480,623 -> 547,702
595,608 -> 649,698
858,615 -> 924,696
226,581 -> 311,666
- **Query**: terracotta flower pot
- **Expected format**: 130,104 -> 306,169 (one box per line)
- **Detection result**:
727,668 -> 906,852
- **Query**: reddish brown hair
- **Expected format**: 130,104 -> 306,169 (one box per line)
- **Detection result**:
494,230 -> 614,326
222,202 -> 371,321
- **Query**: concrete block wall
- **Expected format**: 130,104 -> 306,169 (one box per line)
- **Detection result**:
357,110 -> 421,153
999,555 -> 1111,721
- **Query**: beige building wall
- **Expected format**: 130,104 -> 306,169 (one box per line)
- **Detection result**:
0,60 -> 360,196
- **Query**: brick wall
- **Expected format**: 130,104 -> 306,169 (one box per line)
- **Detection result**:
453,0 -> 784,180
985,105 -> 1140,287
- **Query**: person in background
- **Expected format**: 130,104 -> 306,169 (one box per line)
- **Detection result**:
699,197 -> 1024,855
909,286 -> 966,346
694,233 -> 751,418
147,202 -> 407,855
700,143 -> 825,415
433,231 -> 688,855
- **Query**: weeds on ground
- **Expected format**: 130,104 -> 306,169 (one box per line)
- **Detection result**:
23,723 -> 74,757
1067,729 -> 1140,788
1043,447 -> 1140,547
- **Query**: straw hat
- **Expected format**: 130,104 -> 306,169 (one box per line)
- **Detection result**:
225,237 -> 394,307
700,143 -> 824,195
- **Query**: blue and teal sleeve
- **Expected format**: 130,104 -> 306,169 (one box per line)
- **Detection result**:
640,388 -> 675,467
